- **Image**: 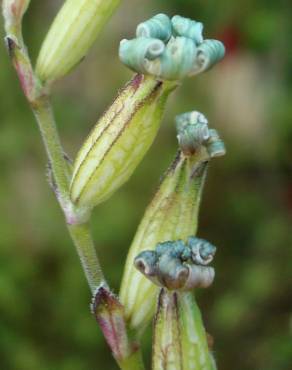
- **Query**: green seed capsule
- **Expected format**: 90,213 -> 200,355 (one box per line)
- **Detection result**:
120,151 -> 208,331
70,74 -> 177,209
36,0 -> 120,83
120,111 -> 225,332
153,290 -> 216,370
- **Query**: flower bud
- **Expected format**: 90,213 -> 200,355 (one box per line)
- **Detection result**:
2,0 -> 30,34
70,74 -> 177,209
120,14 -> 225,81
119,111 -> 225,332
153,290 -> 216,370
92,285 -> 143,369
36,0 -> 120,83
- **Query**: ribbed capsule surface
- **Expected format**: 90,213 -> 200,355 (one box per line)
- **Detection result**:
178,293 -> 216,370
120,151 -> 208,331
70,74 -> 177,209
153,290 -> 216,370
36,0 -> 120,83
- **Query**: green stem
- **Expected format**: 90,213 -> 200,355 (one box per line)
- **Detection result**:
3,7 -> 141,369
4,24 -> 105,292
32,96 -> 70,203
32,96 -> 105,292
30,93 -> 105,292
68,223 -> 105,292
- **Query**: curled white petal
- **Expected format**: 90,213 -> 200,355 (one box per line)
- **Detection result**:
184,265 -> 215,290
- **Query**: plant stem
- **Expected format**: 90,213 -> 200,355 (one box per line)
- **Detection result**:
31,88 -> 105,293
4,27 -> 105,292
32,96 -> 70,203
30,90 -> 105,292
3,6 -> 142,369
68,223 -> 105,292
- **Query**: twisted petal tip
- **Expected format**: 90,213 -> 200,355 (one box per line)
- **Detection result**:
136,13 -> 172,42
171,15 -> 203,44
175,110 -> 226,157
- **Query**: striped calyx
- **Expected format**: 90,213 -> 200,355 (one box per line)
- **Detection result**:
119,111 -> 225,332
36,0 -> 120,83
119,14 -> 225,80
153,290 -> 216,370
70,74 -> 177,209
92,285 -> 144,369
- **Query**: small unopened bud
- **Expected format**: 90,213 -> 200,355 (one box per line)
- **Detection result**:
36,0 -> 120,83
70,74 -> 177,209
2,0 -> 30,34
92,285 -> 143,368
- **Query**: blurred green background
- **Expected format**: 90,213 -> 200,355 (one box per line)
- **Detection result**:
1,0 -> 292,369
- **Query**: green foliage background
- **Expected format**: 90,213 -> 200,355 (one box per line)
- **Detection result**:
0,0 -> 292,369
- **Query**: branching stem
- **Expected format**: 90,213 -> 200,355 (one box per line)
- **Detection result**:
32,96 -> 70,203
4,20 -> 105,293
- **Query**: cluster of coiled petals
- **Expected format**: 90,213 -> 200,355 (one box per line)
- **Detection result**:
119,14 -> 225,80
175,110 -> 226,157
134,237 -> 217,291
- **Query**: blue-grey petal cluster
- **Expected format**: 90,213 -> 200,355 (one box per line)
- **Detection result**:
134,237 -> 217,290
119,14 -> 225,80
175,110 -> 226,157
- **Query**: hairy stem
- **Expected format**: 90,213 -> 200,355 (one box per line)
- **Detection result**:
3,21 -> 104,293
68,223 -> 105,292
3,4 -> 143,369
32,96 -> 70,203
29,77 -> 105,293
